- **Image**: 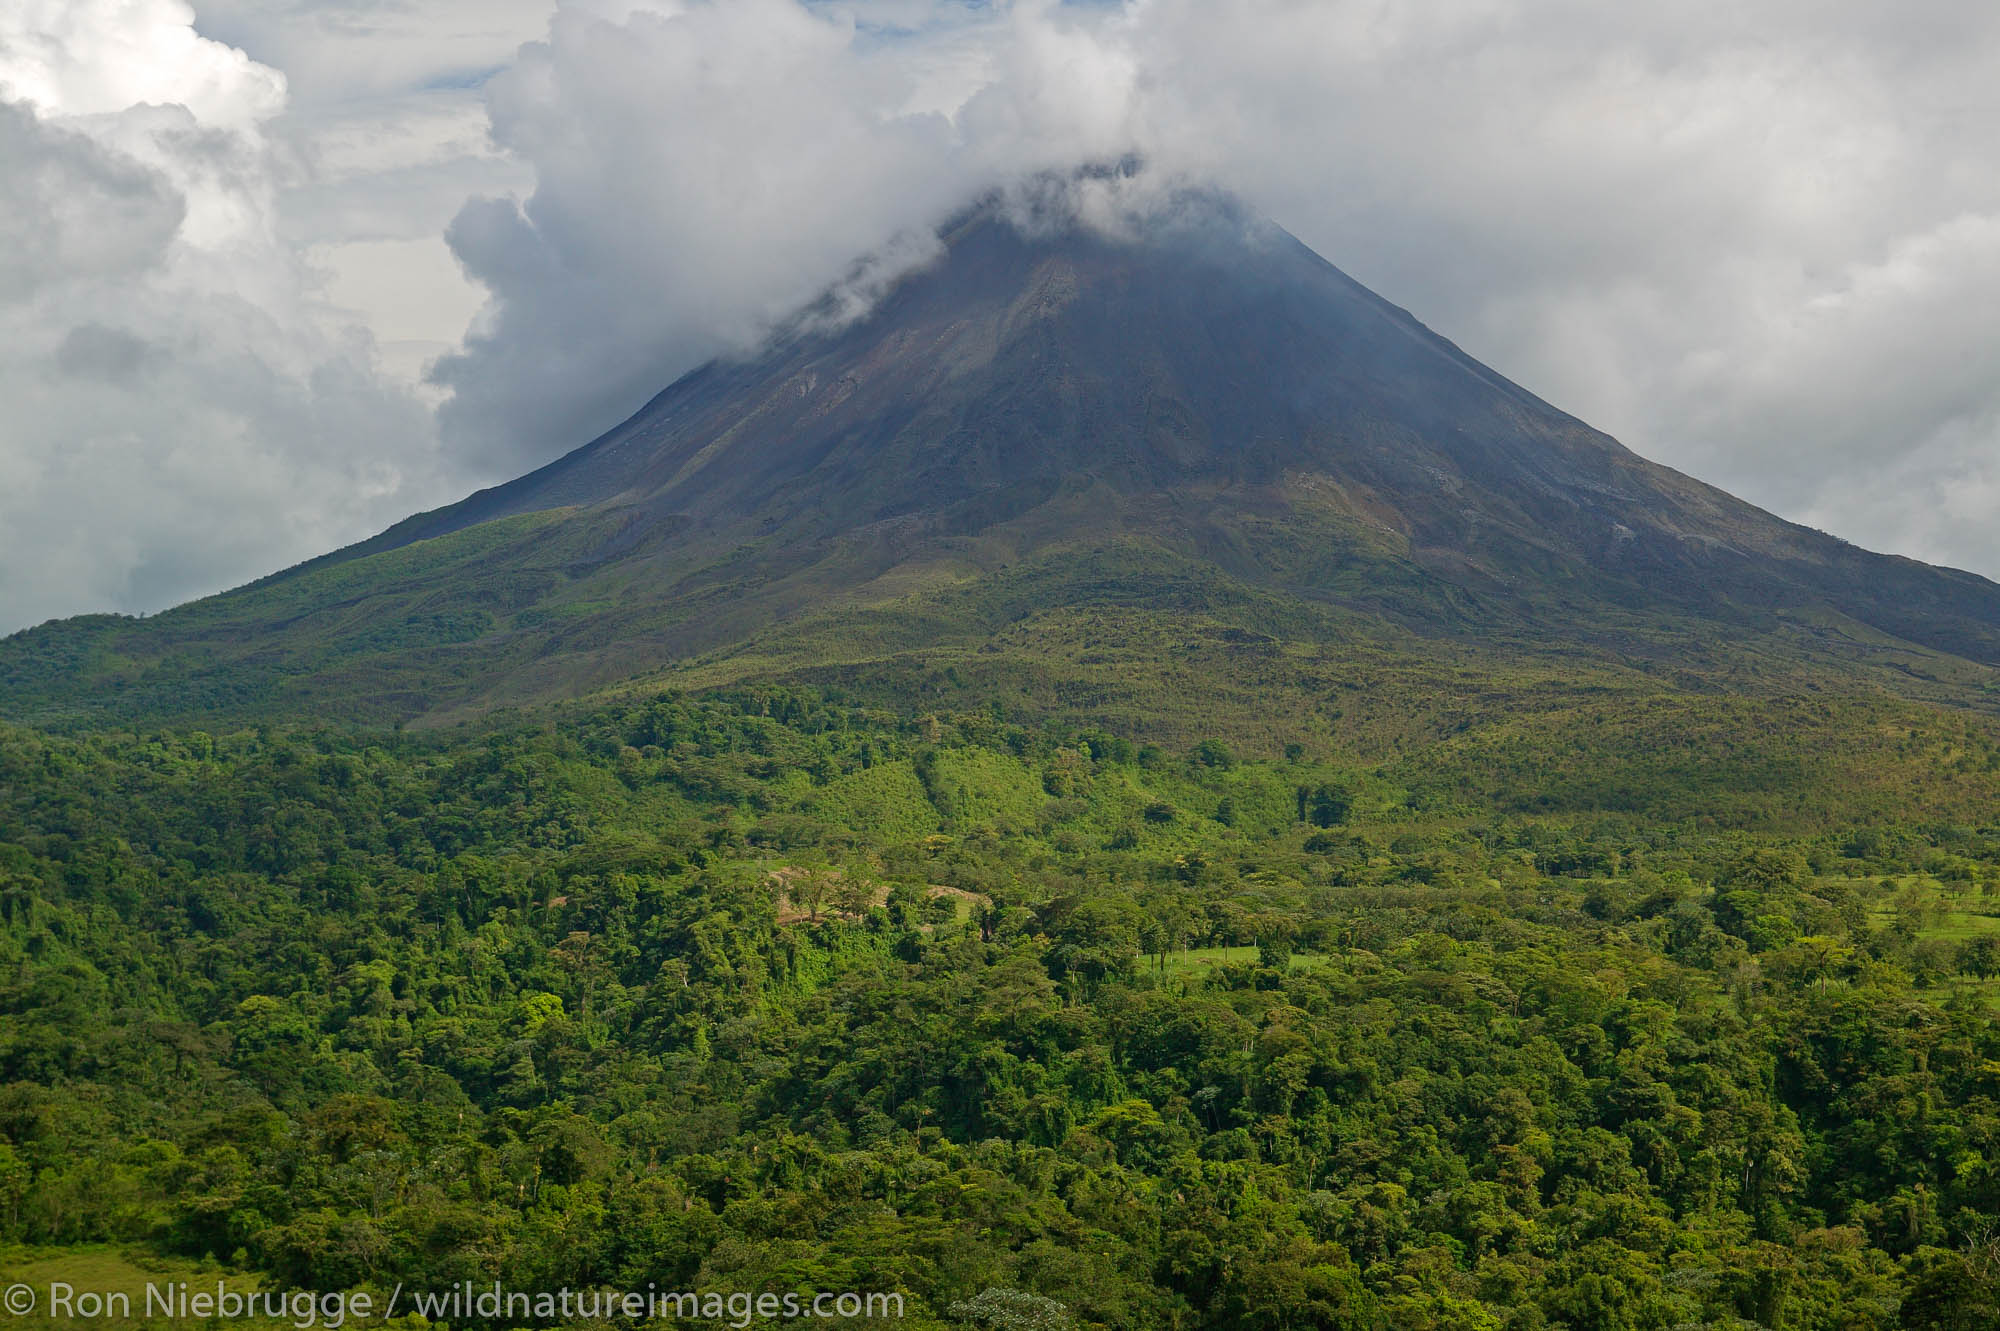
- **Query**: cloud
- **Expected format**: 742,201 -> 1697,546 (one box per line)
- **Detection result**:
0,0 -> 443,632
172,2 -> 543,392
432,0 -> 2000,576
1,0 -> 284,128
431,0 -> 1146,476
0,100 -> 182,300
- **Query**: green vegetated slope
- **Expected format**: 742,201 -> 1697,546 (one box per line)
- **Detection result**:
8,501 -> 2000,760
8,690 -> 2000,1329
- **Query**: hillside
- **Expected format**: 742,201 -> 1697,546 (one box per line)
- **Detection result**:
7,691 -> 2000,1328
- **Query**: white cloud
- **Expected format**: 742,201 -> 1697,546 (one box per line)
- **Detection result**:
185,0 -> 554,109
0,0 -> 443,632
1,0 -> 285,127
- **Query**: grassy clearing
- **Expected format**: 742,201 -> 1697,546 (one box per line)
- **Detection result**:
1864,879 -> 2000,941
1914,910 -> 2000,941
0,1247 -> 276,1331
1157,945 -> 1332,977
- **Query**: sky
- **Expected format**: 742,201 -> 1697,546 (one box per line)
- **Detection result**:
2,0 -> 1998,634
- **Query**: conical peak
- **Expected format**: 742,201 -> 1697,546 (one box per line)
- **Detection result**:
14,174 -> 2000,728
380,184 -> 1627,552
243,178 -> 2000,695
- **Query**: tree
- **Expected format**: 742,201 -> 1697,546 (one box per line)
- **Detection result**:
549,930 -> 608,1019
1766,936 -> 1851,994
1901,1245 -> 2000,1331
1190,739 -> 1235,769
834,874 -> 876,918
791,867 -> 839,922
1959,935 -> 2000,980
1297,782 -> 1351,828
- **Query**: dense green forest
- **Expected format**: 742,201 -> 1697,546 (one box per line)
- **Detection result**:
8,688 -> 2000,1329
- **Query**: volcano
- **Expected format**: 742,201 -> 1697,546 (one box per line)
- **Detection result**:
7,192 -> 2000,732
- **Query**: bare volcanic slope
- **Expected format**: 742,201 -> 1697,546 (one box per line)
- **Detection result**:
7,194 -> 2000,728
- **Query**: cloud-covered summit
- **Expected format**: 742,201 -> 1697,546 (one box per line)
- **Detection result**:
429,0 -> 1150,481
428,0 -> 2000,584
